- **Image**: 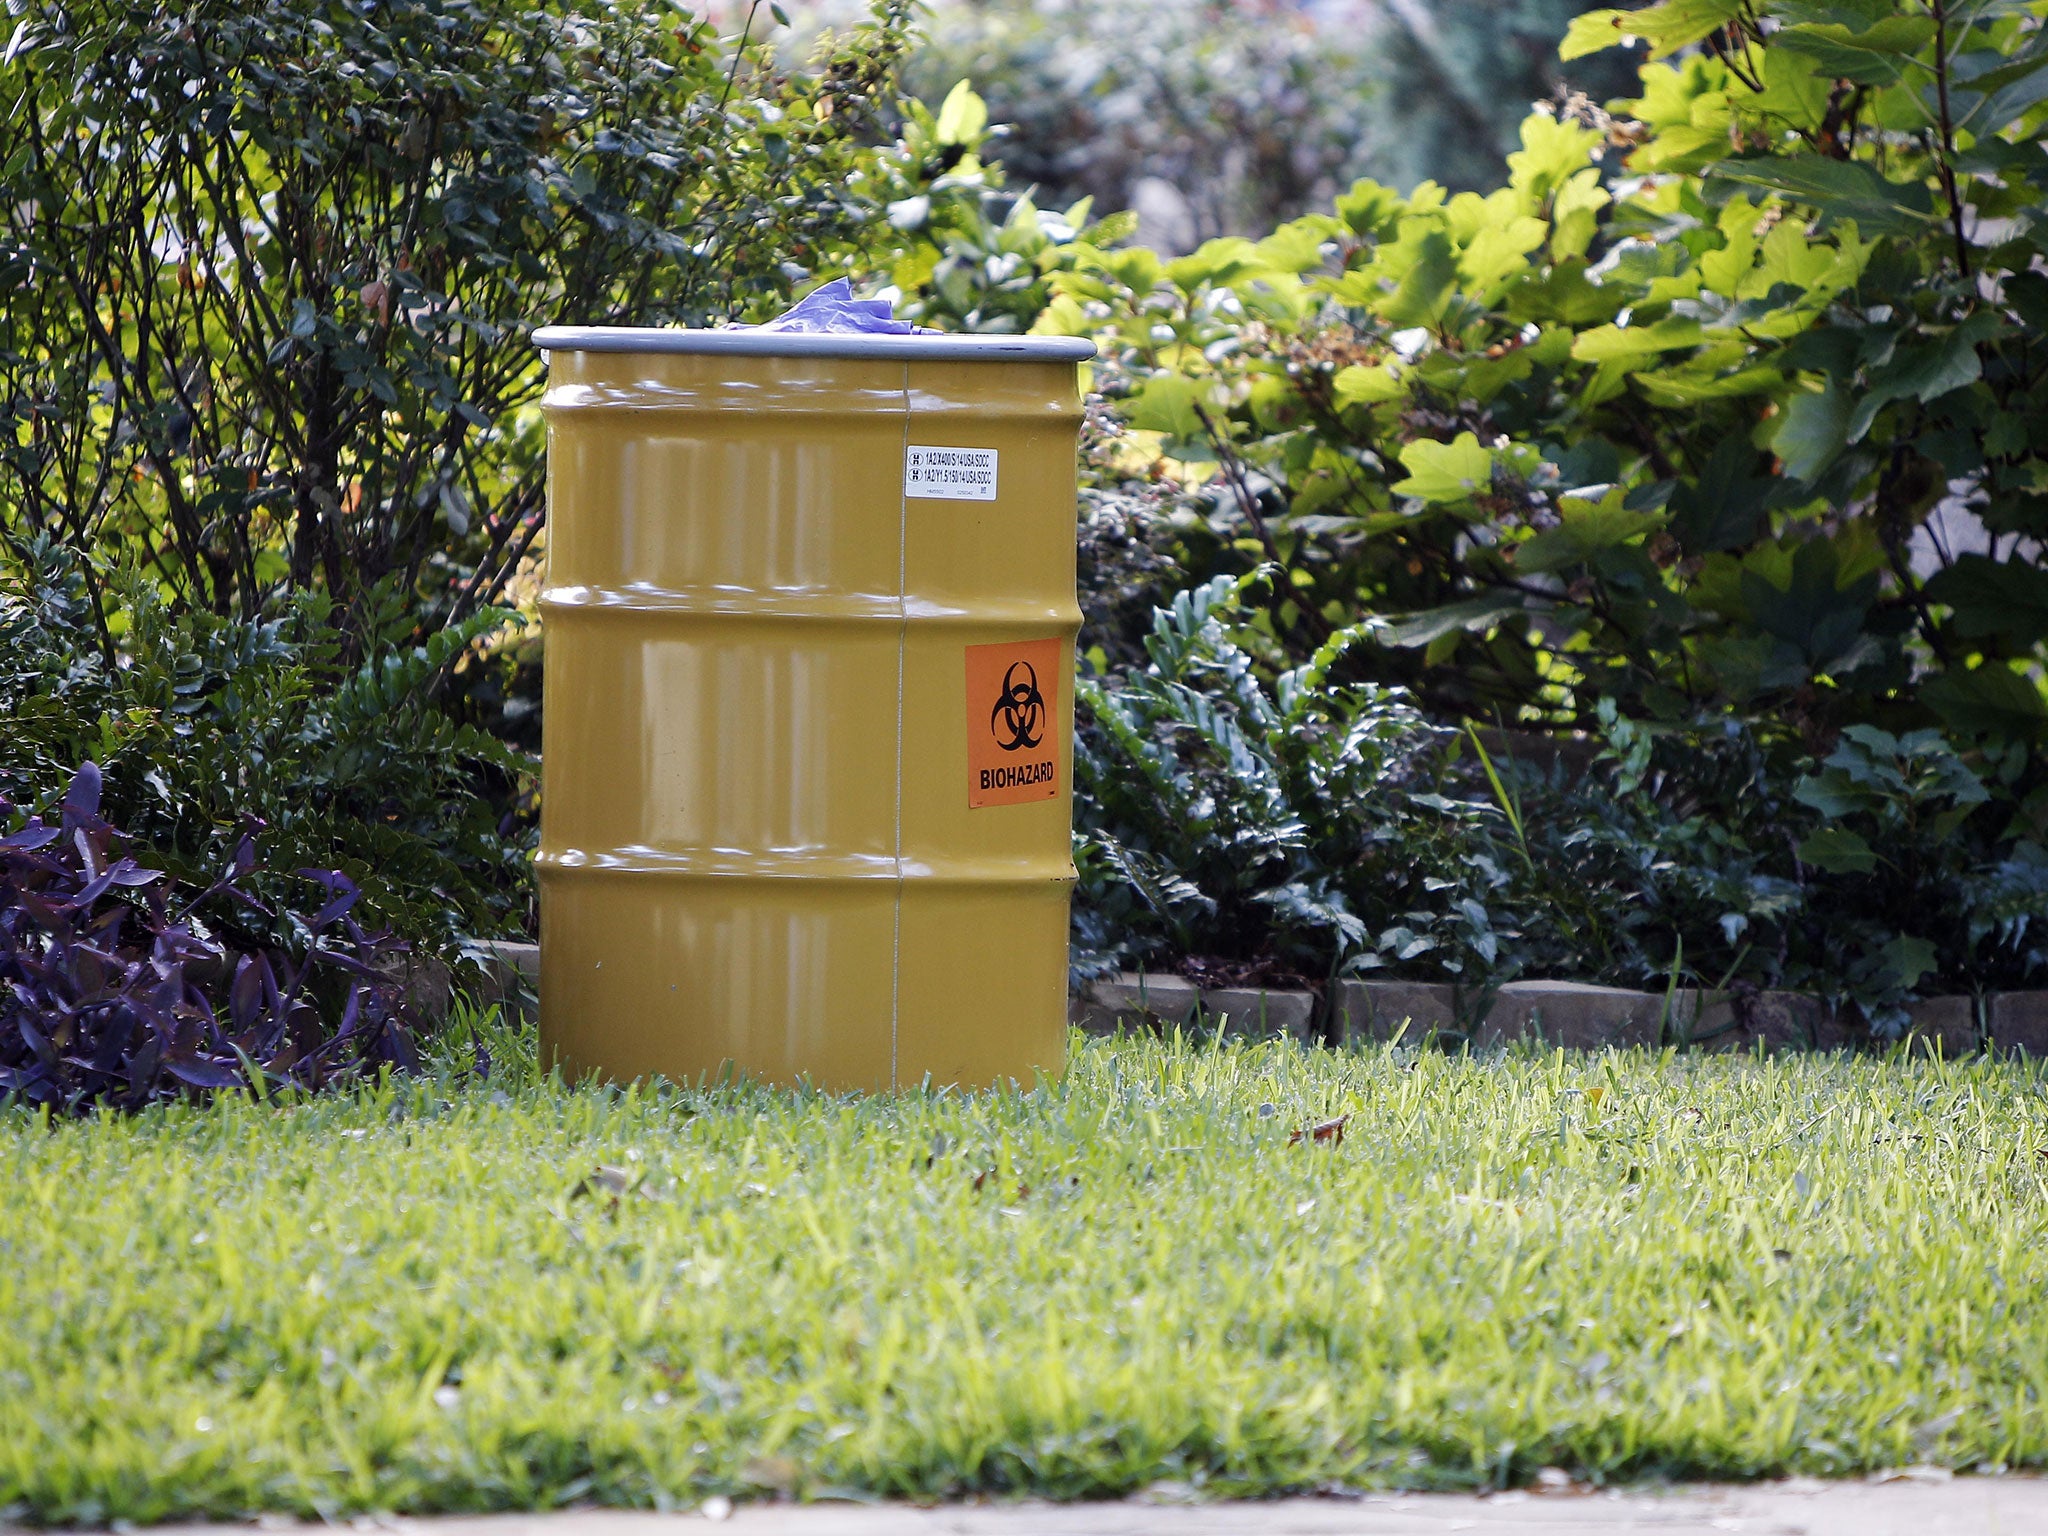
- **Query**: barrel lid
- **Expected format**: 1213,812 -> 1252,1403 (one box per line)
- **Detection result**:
533,326 -> 1096,364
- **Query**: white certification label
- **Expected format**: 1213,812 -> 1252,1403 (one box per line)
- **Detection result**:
905,445 -> 999,502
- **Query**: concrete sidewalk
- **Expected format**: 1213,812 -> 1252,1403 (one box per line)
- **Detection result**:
93,1476 -> 2048,1536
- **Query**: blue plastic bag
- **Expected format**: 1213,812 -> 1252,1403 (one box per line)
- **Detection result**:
748,278 -> 928,335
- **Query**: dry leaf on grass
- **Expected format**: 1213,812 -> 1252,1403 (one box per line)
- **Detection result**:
567,1164 -> 641,1201
741,1454 -> 799,1493
1288,1115 -> 1349,1147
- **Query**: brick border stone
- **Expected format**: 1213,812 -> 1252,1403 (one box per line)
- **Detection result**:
374,953 -> 453,1027
1070,975 -> 1317,1039
1681,989 -> 1843,1051
1069,972 -> 1199,1034
1334,979 -> 1459,1042
1478,980 -> 1668,1050
1992,991 -> 2048,1056
1197,987 -> 1315,1040
469,938 -> 539,1023
450,949 -> 2048,1058
1073,971 -> 2048,1056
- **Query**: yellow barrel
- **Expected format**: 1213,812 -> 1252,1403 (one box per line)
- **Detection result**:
530,327 -> 1095,1091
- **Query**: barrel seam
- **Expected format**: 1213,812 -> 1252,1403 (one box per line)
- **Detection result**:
891,362 -> 909,1092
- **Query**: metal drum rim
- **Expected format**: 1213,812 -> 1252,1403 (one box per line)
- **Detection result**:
535,325 -> 1096,364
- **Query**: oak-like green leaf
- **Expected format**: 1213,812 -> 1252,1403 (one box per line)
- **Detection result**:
934,80 -> 987,147
1332,364 -> 1404,407
1124,374 -> 1209,439
1560,0 -> 1742,61
1392,432 -> 1495,504
1772,379 -> 1851,484
1708,156 -> 1936,238
1796,828 -> 1877,875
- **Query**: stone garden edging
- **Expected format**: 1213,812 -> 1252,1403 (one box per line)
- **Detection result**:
1071,971 -> 2048,1056
469,939 -> 539,1022
394,938 -> 537,1026
440,948 -> 2048,1057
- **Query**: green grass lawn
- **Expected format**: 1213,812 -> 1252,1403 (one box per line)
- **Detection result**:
6,1025 -> 2048,1523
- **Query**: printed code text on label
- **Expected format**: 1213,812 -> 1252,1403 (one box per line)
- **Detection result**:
906,445 -> 998,501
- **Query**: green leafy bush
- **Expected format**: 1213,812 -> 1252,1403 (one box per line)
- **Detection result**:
0,542 -> 531,947
1519,710 -> 2048,1030
1047,0 -> 2048,1028
849,81 -> 1139,333
1074,573 -> 1508,987
0,0 -> 920,659
1074,581 -> 2048,1029
1042,3 -> 2048,731
896,0 -> 1638,244
0,0 -> 965,946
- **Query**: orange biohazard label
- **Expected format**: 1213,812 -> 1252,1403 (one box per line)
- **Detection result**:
965,638 -> 1064,808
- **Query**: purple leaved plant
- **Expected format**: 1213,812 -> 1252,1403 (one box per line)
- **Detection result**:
1,762 -> 420,1112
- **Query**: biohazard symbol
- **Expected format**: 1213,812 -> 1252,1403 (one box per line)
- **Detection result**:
965,637 -> 1061,808
990,662 -> 1046,751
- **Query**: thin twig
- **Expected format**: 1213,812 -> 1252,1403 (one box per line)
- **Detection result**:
1929,0 -> 1973,279
1190,401 -> 1335,649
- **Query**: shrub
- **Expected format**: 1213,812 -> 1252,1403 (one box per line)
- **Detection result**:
0,542 -> 532,947
1074,583 -> 2048,1029
897,0 -> 1639,246
850,81 -> 1139,333
0,763 -> 420,1113
1040,4 -> 2048,730
1045,1 -> 2048,1028
1074,574 -> 1504,986
0,0 -> 960,941
0,0 -> 920,660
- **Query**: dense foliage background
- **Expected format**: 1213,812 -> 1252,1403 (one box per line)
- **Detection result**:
0,0 -> 1009,1085
9,0 -> 2048,1061
0,762 -> 425,1111
779,0 -> 1639,248
1033,0 -> 2048,1031
3,0 -> 922,651
0,0 -> 959,947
